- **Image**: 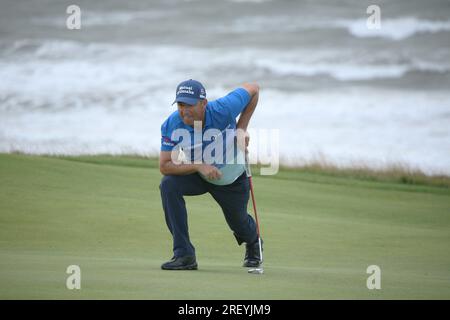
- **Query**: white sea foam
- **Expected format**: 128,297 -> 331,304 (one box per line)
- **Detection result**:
254,60 -> 411,80
225,15 -> 450,40
337,17 -> 450,40
2,39 -> 447,98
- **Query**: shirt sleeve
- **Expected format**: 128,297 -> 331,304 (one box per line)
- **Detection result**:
214,88 -> 251,119
161,120 -> 176,152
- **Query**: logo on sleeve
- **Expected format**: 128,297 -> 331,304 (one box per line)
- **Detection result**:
162,136 -> 176,147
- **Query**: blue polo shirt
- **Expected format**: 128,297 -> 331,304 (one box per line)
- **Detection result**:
161,88 -> 251,185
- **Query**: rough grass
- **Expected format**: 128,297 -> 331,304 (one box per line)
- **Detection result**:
280,162 -> 450,189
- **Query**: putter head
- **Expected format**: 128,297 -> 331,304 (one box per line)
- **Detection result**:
248,267 -> 264,274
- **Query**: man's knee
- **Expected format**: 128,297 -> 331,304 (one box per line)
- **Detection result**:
159,175 -> 179,194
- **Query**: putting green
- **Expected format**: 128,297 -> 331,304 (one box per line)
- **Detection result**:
0,154 -> 449,299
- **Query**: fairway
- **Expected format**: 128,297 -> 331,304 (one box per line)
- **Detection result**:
0,154 -> 449,299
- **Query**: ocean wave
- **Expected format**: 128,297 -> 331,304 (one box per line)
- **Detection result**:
1,40 -> 449,115
336,17 -> 450,40
224,16 -> 450,40
254,59 -> 450,80
254,60 -> 409,80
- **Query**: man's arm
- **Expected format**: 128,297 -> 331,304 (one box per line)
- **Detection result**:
237,83 -> 259,131
159,151 -> 222,179
159,151 -> 198,175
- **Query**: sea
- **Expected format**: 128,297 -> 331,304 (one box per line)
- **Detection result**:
1,0 -> 449,174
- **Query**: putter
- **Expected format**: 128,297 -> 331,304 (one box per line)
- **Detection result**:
245,156 -> 264,275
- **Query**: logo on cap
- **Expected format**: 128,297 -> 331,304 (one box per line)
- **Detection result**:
172,79 -> 206,106
177,86 -> 195,96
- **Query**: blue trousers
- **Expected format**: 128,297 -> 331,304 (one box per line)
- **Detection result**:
159,172 -> 258,257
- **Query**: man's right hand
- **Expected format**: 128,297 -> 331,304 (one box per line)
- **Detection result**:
197,164 -> 222,180
160,151 -> 223,178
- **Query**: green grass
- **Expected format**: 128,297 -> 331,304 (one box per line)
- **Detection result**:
0,153 -> 449,299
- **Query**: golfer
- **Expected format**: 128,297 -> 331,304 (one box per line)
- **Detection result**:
159,79 -> 262,270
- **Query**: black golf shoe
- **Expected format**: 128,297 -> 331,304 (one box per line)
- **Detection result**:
161,255 -> 198,270
243,238 -> 263,267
